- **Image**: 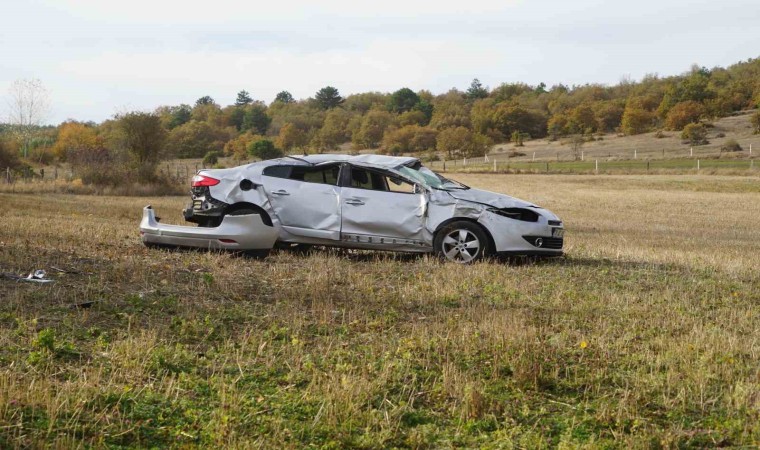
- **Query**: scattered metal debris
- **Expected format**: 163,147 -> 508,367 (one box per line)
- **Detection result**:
1,269 -> 55,284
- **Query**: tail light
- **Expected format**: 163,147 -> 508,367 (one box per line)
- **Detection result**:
191,174 -> 220,187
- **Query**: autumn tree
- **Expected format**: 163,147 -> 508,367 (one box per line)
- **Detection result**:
314,86 -> 344,110
224,132 -> 260,160
344,92 -> 389,113
593,101 -> 624,132
397,110 -> 428,127
436,126 -> 491,159
353,110 -> 393,149
430,90 -> 471,129
191,103 -> 226,127
113,111 -> 167,181
164,121 -> 233,158
547,113 -> 569,140
621,100 -> 656,135
491,104 -> 547,139
277,123 -> 308,152
664,100 -> 705,130
6,78 -> 51,157
314,109 -> 352,151
52,121 -> 102,160
568,104 -> 596,134
381,125 -> 437,154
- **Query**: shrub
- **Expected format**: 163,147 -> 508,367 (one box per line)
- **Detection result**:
681,123 -> 709,146
202,151 -> 220,167
720,139 -> 742,152
0,139 -> 22,169
247,138 -> 283,160
654,130 -> 666,138
751,111 -> 760,134
715,132 -> 726,138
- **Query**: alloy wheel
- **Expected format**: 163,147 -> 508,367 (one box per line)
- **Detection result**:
441,229 -> 481,263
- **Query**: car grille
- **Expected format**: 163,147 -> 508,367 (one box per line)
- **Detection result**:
522,236 -> 564,249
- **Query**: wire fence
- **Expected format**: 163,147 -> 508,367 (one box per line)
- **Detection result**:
427,157 -> 757,174
427,144 -> 757,171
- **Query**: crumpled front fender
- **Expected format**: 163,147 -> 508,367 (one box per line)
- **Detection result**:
139,206 -> 278,250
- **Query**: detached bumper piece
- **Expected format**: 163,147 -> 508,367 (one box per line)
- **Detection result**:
139,206 -> 277,251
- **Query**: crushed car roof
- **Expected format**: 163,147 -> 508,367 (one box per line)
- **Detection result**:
267,154 -> 419,168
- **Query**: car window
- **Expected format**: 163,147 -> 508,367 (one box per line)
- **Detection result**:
349,167 -> 416,193
262,165 -> 291,178
263,164 -> 340,186
386,175 -> 416,194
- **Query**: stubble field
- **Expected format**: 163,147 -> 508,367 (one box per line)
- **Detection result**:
0,173 -> 758,448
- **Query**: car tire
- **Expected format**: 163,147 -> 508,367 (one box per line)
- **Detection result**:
434,221 -> 490,263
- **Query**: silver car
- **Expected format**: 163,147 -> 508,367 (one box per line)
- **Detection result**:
140,154 -> 564,262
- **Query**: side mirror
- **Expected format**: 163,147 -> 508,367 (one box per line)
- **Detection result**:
413,183 -> 424,194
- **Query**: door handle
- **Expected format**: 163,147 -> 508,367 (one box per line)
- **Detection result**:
272,190 -> 290,195
345,199 -> 365,206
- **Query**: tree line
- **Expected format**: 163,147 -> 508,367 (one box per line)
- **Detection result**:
2,57 -> 760,184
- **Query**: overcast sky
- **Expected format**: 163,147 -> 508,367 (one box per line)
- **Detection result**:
2,0 -> 758,124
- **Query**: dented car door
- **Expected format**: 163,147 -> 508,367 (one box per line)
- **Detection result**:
340,165 -> 427,245
262,163 -> 343,240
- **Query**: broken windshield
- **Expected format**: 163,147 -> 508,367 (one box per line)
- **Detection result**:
393,164 -> 469,191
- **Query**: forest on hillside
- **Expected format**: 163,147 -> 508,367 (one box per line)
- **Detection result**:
2,57 -> 760,184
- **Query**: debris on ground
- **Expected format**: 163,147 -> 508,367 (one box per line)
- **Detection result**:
1,269 -> 55,284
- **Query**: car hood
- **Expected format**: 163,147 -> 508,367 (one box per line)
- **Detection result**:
444,188 -> 538,209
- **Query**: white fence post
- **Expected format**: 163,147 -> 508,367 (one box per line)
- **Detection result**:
532,152 -> 535,162
595,159 -> 598,174
697,159 -> 700,171
634,149 -> 637,159
690,147 -> 693,157
581,151 -> 584,161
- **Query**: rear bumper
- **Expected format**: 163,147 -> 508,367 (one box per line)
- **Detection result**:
139,206 -> 278,250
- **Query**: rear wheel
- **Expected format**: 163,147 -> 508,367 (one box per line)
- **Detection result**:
434,221 -> 490,263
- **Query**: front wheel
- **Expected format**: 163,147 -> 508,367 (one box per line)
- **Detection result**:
434,221 -> 490,263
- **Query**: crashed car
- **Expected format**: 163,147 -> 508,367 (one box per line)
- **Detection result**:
140,154 -> 564,263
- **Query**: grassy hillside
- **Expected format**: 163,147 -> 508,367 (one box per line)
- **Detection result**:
1,174 -> 758,447
491,110 -> 759,162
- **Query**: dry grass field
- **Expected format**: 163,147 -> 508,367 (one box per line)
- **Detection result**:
1,173 -> 759,448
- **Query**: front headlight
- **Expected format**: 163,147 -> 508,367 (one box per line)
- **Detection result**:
487,207 -> 540,222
